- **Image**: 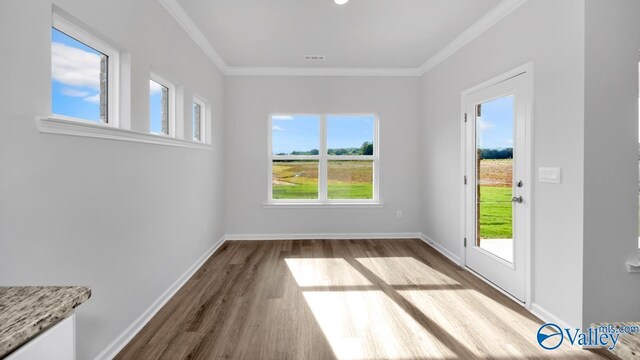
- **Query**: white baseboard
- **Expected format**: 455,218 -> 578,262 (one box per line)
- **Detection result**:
530,303 -> 573,330
224,232 -> 422,241
94,236 -> 226,360
418,233 -> 462,265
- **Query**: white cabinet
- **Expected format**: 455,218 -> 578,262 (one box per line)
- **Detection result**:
6,314 -> 75,360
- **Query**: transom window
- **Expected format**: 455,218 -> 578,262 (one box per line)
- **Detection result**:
51,13 -> 119,125
192,97 -> 206,142
149,73 -> 175,136
269,114 -> 379,203
44,8 -> 213,150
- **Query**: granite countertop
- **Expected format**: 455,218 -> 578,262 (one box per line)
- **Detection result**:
0,286 -> 91,358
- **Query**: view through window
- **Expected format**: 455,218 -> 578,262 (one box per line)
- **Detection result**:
51,27 -> 108,123
149,79 -> 169,135
193,101 -> 203,141
271,114 -> 377,202
475,95 -> 515,263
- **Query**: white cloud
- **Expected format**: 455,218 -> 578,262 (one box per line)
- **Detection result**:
60,86 -> 101,104
506,139 -> 513,145
272,115 -> 294,121
84,94 -> 101,104
478,119 -> 494,130
60,88 -> 90,97
51,42 -> 102,89
272,125 -> 285,132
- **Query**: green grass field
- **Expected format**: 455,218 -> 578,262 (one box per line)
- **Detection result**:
479,186 -> 512,239
478,159 -> 513,239
272,160 -> 373,200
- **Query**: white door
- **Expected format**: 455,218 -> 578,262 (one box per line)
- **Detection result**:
464,72 -> 529,302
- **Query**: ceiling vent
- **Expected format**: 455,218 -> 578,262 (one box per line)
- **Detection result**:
304,55 -> 326,61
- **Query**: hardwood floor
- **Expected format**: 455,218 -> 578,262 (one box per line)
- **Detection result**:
116,239 -> 602,360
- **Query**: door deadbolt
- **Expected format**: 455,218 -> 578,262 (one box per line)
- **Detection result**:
516,180 -> 523,188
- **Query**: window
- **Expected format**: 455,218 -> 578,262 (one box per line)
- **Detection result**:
42,9 -> 212,150
149,73 -> 175,136
269,114 -> 378,203
51,13 -> 119,125
192,97 -> 206,142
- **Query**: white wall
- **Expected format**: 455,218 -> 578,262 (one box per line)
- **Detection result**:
0,0 -> 225,358
420,0 -> 586,327
224,76 -> 422,236
582,0 -> 640,328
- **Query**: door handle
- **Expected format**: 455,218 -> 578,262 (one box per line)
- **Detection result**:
512,196 -> 523,203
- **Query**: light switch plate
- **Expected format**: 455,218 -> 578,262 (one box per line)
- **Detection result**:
539,167 -> 561,184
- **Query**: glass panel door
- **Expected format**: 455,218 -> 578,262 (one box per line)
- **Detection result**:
464,71 -> 528,302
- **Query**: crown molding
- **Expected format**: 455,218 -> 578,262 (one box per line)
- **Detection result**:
224,66 -> 422,77
158,0 -> 229,73
159,0 -> 528,77
416,0 -> 529,74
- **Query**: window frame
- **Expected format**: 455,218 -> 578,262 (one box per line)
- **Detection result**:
51,12 -> 120,127
637,60 -> 640,251
267,113 -> 380,205
192,95 -> 207,143
149,72 -> 176,137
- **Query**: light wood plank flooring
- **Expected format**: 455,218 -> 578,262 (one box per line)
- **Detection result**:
116,239 -> 603,359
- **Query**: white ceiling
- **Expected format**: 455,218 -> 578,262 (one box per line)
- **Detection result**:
176,0 -> 503,70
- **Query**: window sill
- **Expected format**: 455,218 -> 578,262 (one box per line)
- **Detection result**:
263,202 -> 384,209
37,116 -> 213,151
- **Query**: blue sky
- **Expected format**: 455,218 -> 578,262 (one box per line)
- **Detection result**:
477,95 -> 514,149
272,114 -> 374,154
149,81 -> 165,134
327,115 -> 374,150
51,28 -> 102,121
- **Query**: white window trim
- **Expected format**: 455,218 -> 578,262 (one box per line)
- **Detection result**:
149,72 -> 176,137
52,12 -> 120,127
267,113 -> 381,205
37,115 -> 213,150
192,95 -> 207,143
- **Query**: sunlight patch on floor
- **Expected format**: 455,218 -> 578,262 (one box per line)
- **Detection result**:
302,290 -> 456,360
284,255 -> 597,360
285,258 -> 371,287
355,257 -> 459,286
398,289 -> 579,357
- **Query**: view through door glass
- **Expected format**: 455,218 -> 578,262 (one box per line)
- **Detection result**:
476,95 -> 514,263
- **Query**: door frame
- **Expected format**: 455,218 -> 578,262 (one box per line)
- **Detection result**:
459,62 -> 534,308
